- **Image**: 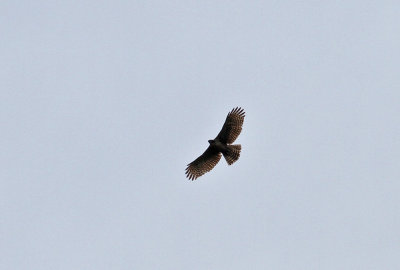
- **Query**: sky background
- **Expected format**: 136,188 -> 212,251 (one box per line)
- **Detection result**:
1,1 -> 400,269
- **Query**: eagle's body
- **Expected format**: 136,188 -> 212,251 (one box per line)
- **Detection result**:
208,139 -> 227,152
185,107 -> 245,180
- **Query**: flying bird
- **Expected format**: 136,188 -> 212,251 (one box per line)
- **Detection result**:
185,107 -> 245,180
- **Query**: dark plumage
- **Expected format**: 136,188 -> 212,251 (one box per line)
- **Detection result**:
185,107 -> 245,180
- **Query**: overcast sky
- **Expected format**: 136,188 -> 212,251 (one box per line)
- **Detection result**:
1,1 -> 400,269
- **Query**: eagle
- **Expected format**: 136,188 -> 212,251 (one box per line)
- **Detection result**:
185,107 -> 245,180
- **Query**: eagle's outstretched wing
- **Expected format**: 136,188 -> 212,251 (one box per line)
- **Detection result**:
185,146 -> 222,180
215,107 -> 245,144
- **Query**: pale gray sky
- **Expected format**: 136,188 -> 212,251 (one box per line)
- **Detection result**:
1,1 -> 400,269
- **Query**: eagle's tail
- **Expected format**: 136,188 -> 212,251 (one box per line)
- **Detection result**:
223,144 -> 241,165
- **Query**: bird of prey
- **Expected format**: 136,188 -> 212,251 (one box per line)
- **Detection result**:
185,107 -> 245,180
